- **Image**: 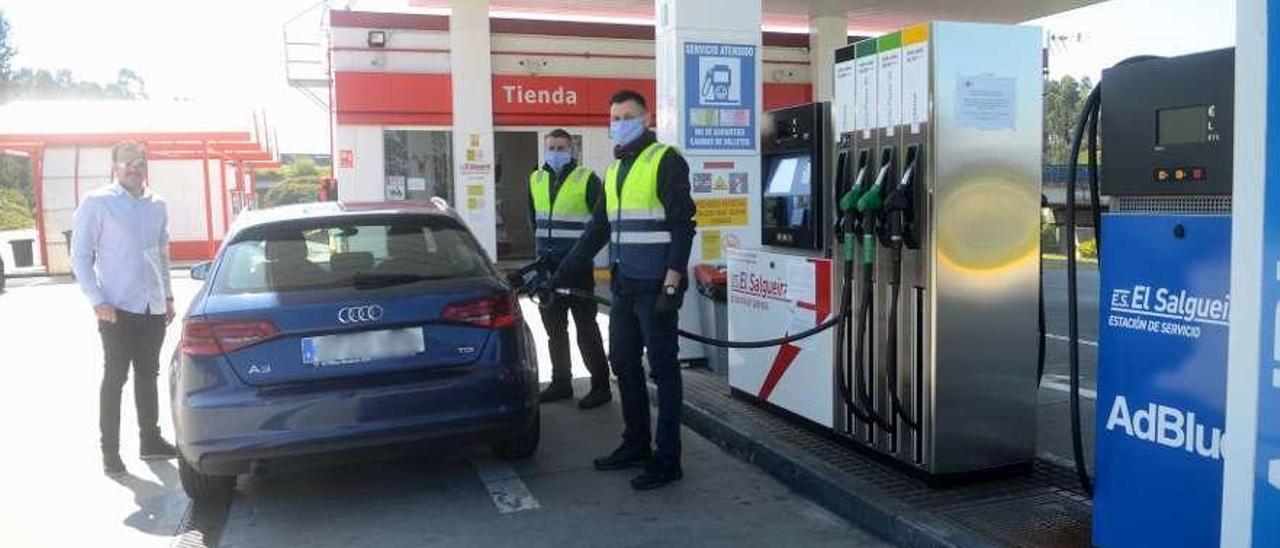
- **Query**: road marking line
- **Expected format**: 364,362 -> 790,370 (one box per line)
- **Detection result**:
1041,379 -> 1098,400
472,458 -> 541,514
1045,333 -> 1099,347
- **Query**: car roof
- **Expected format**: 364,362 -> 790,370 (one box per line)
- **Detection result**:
226,200 -> 459,237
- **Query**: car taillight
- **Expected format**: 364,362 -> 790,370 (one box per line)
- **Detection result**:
442,293 -> 520,329
181,319 -> 280,356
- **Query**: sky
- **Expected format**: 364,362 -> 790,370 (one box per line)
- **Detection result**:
1028,0 -> 1236,81
2,0 -> 332,153
1,0 -> 1237,154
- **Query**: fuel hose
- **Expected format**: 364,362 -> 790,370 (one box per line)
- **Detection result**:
1063,84 -> 1102,497
546,286 -> 849,349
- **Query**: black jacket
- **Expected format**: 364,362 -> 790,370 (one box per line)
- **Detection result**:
559,131 -> 697,295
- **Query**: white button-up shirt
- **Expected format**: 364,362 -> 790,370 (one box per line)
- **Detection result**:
72,183 -> 172,314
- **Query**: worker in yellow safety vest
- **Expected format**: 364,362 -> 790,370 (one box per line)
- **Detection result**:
555,90 -> 697,490
527,128 -> 612,409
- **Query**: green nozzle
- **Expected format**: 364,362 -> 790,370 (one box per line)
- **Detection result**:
842,237 -> 855,262
839,187 -> 864,213
861,234 -> 876,264
856,183 -> 883,215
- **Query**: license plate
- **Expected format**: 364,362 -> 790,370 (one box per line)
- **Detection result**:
301,327 -> 425,366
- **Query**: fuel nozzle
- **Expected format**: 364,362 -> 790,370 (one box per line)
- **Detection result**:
885,145 -> 920,249
856,147 -> 893,226
838,151 -> 871,261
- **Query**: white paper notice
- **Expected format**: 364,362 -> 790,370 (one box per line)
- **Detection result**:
956,74 -> 1016,131
786,260 -> 815,303
408,177 -> 427,191
902,41 -> 929,133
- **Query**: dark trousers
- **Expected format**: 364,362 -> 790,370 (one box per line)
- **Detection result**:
609,290 -> 682,464
540,295 -> 609,387
99,310 -> 166,453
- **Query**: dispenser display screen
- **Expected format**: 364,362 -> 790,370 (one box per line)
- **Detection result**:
765,154 -> 812,196
1157,105 -> 1208,146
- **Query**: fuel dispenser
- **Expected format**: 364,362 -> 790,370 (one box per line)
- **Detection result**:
726,102 -> 839,428
1078,48 -> 1235,548
830,22 -> 1043,477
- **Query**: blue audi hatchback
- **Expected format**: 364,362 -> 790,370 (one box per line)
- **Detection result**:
171,201 -> 539,500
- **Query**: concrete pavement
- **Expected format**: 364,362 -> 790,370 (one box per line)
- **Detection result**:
0,273 -> 889,547
0,274 -> 201,548
219,379 -> 889,548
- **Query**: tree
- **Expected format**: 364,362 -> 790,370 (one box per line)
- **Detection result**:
0,10 -> 14,95
0,186 -> 33,230
1044,75 -> 1095,165
0,154 -> 31,203
8,67 -> 147,100
0,11 -> 150,229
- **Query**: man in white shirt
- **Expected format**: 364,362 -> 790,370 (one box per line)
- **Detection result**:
72,141 -> 178,477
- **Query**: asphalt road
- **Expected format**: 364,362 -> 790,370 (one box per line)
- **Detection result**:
0,274 -> 887,548
1037,260 -> 1100,471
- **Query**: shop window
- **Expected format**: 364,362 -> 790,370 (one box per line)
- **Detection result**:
383,130 -> 453,204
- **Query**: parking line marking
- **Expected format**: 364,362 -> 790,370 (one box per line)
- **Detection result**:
472,458 -> 541,514
1045,333 -> 1099,347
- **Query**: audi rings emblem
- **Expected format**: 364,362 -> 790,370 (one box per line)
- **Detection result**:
338,304 -> 384,324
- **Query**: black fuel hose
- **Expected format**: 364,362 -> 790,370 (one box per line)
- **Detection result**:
547,287 -> 848,349
1043,56 -> 1163,498
846,258 -> 899,433
1037,194 -> 1048,385
833,263 -> 888,428
885,248 -> 920,430
1064,84 -> 1102,497
1057,55 -> 1163,497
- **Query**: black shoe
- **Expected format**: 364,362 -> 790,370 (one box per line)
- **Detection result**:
103,452 -> 126,477
538,382 -> 573,403
577,386 -> 612,410
593,445 -> 653,471
630,461 -> 683,490
140,436 -> 178,461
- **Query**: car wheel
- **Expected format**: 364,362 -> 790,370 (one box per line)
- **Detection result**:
492,407 -> 540,460
178,456 -> 235,501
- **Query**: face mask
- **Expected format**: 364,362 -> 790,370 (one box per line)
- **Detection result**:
545,150 -> 573,173
610,117 -> 646,146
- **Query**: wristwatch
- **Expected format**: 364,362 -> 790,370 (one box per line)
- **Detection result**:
663,284 -> 679,296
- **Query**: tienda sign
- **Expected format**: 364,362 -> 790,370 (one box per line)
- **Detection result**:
491,75 -> 654,118
500,83 -> 579,106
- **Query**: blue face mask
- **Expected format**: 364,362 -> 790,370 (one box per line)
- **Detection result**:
610,117 -> 646,146
545,150 -> 572,173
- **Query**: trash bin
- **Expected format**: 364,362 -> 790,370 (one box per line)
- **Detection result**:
693,263 -> 729,374
9,239 -> 33,268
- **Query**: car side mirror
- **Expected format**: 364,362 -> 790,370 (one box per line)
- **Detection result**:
190,261 -> 213,281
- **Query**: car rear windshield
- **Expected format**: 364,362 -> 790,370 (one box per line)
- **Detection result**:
211,215 -> 494,295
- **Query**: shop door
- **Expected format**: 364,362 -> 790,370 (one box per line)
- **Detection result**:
494,131 -> 539,260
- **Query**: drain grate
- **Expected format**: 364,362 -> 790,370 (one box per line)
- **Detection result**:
680,370 -> 1093,547
170,498 -> 231,548
939,492 -> 1093,548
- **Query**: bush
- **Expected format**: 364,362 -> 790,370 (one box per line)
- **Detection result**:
0,186 -> 34,230
262,181 -> 320,209
1078,238 -> 1098,259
